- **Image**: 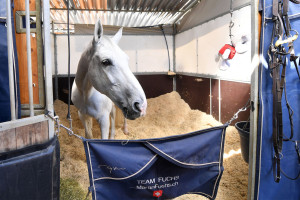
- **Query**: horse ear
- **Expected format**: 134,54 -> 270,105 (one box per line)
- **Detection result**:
112,27 -> 123,44
94,19 -> 103,44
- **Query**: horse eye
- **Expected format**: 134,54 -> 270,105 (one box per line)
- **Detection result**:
102,59 -> 112,66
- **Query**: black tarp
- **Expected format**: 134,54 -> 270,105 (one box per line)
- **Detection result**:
0,0 -> 21,122
0,136 -> 60,200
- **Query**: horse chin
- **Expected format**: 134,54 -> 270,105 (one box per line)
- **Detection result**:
126,115 -> 140,120
122,109 -> 141,120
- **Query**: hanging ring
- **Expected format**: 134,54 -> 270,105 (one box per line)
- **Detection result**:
274,152 -> 284,160
275,29 -> 298,47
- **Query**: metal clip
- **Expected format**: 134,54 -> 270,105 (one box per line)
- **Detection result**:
226,100 -> 250,125
45,111 -> 82,139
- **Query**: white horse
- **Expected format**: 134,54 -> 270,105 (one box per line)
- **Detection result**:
71,19 -> 147,139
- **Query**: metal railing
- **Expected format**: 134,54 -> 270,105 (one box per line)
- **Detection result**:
3,0 -> 54,139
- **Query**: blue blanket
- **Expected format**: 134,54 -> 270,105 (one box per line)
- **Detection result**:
256,0 -> 300,199
83,125 -> 227,200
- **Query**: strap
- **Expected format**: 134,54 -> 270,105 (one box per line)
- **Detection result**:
272,56 -> 284,182
270,0 -> 300,183
290,56 -> 300,79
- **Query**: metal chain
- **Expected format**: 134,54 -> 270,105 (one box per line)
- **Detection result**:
45,111 -> 83,139
229,0 -> 235,45
226,99 -> 251,125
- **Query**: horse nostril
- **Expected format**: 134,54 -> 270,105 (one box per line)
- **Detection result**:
123,107 -> 128,114
134,102 -> 141,112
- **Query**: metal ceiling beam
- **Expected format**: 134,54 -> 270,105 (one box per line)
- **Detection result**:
50,8 -> 184,12
174,0 -> 200,24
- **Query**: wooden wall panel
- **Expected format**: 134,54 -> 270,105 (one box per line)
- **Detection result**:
0,129 -> 17,153
14,0 -> 40,105
176,75 -> 210,113
220,80 -> 250,124
36,121 -> 49,143
176,75 -> 250,124
135,75 -> 174,99
0,121 -> 48,153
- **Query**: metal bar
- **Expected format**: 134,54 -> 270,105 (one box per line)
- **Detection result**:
149,0 -> 159,11
156,0 -> 165,11
50,8 -> 184,12
140,0 -> 148,11
180,0 -> 197,11
0,115 -> 49,131
25,0 -> 34,117
127,0 -> 132,10
53,22 -> 59,100
43,0 -> 55,138
218,79 -> 221,122
6,0 -> 16,120
196,37 -> 198,73
248,0 -> 260,199
210,78 -> 212,115
36,0 -> 46,111
172,24 -> 176,92
165,0 -> 175,11
174,0 -> 200,24
172,23 -> 176,72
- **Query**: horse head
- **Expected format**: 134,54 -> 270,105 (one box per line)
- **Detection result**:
87,19 -> 147,120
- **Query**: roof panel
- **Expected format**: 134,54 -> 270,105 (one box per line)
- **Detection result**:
50,0 -> 200,34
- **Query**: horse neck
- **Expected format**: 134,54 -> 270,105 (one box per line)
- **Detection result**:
75,45 -> 94,94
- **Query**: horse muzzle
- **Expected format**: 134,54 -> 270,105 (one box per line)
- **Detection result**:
123,100 -> 147,120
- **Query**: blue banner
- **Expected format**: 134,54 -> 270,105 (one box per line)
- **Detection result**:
83,125 -> 227,200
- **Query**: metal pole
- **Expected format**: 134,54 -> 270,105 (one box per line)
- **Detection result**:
218,79 -> 221,122
248,0 -> 260,199
210,78 -> 212,115
43,0 -> 55,138
53,22 -> 59,100
172,24 -> 176,92
25,0 -> 34,117
6,0 -> 16,120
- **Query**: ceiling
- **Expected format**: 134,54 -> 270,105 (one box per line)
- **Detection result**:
50,0 -> 200,33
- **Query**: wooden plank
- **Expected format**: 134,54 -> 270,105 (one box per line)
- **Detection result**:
17,34 -> 39,104
1,121 -> 49,152
35,120 -> 49,143
16,124 -> 33,149
0,129 -> 17,153
14,0 -> 40,105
